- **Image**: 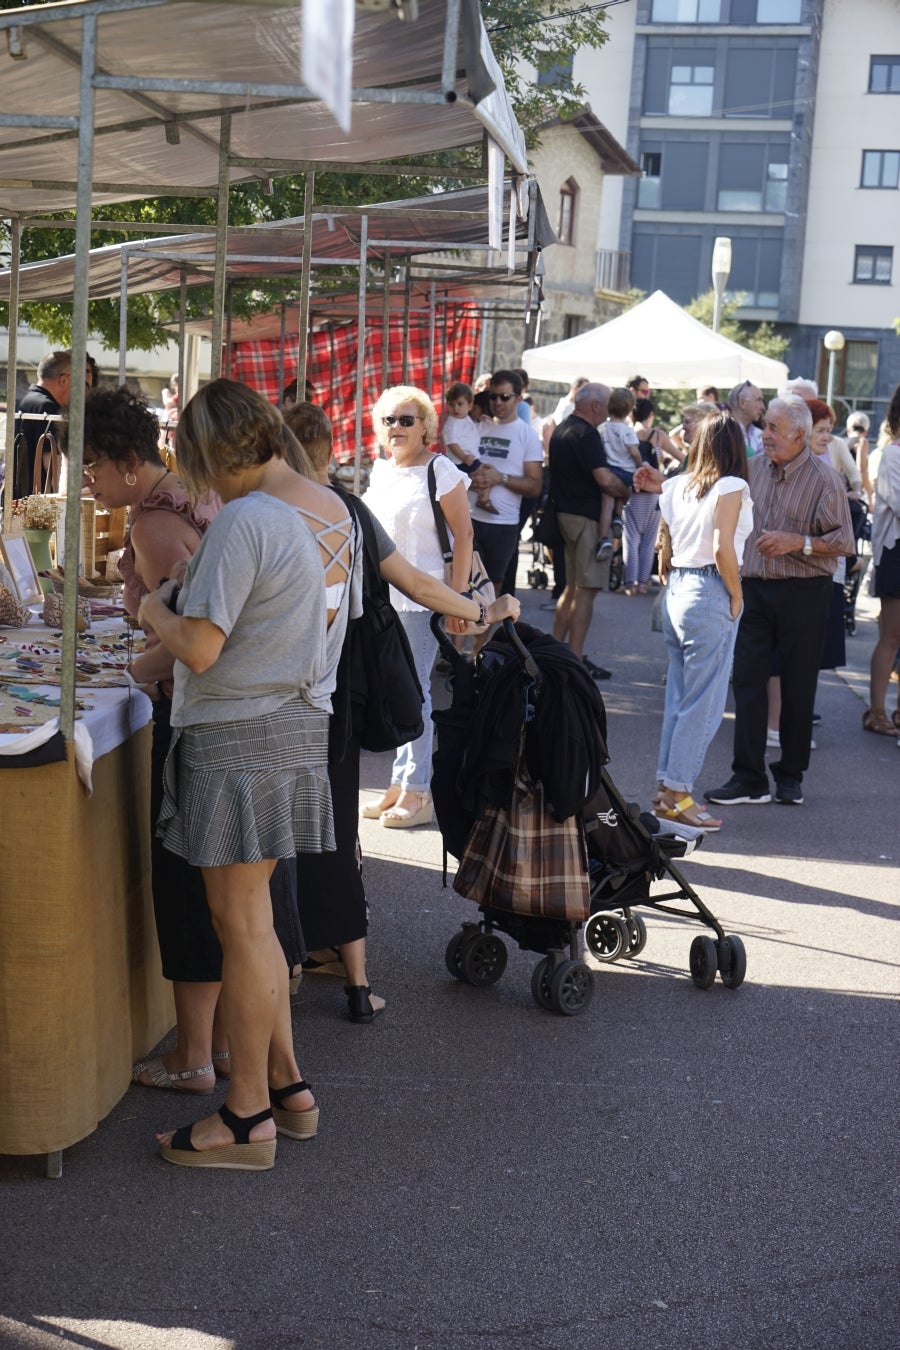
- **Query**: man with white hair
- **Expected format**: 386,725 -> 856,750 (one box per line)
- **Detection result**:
777,377 -> 818,400
727,380 -> 765,456
706,395 -> 855,807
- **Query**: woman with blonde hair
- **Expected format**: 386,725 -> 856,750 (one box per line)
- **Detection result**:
139,378 -> 359,1169
653,412 -> 753,831
361,385 -> 474,829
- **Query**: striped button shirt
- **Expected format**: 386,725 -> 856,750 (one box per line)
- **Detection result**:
741,447 -> 855,580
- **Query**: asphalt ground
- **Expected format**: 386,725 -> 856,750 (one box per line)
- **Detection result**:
1,545 -> 898,1350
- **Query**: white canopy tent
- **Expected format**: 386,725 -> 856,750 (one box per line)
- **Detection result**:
523,289 -> 789,390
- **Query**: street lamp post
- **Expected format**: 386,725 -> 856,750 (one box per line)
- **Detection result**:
711,236 -> 732,333
823,330 -> 845,407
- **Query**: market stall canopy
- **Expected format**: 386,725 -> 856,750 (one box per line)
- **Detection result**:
0,0 -> 527,216
0,184 -> 554,302
522,290 -> 790,389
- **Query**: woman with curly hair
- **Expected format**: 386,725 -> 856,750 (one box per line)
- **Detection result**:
360,385 -> 473,828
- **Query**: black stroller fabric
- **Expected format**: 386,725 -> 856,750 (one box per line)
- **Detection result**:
431,621 -> 609,861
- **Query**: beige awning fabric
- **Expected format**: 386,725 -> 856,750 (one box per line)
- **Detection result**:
0,184 -> 555,302
0,0 -> 528,217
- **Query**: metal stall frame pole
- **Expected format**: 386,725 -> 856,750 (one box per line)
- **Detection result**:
224,283 -> 233,378
209,112 -> 231,380
296,171 -> 315,398
439,292 -> 449,405
2,216 -> 21,534
59,13 -> 97,750
380,247 -> 391,392
353,216 -> 368,496
401,260 -> 412,383
426,280 -> 436,398
277,302 -> 287,404
118,247 -> 129,384
177,268 -> 187,411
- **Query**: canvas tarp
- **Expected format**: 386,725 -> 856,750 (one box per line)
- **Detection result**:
522,289 -> 790,389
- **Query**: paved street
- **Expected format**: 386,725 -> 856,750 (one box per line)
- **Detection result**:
2,552 -> 897,1350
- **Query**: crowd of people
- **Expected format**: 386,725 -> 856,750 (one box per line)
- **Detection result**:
10,347 -> 897,1171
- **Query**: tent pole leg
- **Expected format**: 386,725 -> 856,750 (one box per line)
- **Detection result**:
297,171 -> 315,399
353,216 -> 368,497
210,111 -> 231,381
380,247 -> 391,392
278,301 -> 287,404
2,216 -> 21,530
401,260 -> 411,384
46,1150 -> 62,1180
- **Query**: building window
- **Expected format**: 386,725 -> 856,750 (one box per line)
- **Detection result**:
558,179 -> 578,245
853,246 -> 893,284
637,152 -> 662,208
817,340 -> 878,403
716,143 -> 789,212
668,64 -> 715,116
869,57 -> 900,93
756,0 -> 801,19
861,150 -> 900,188
724,45 -> 797,118
563,315 -> 584,341
651,0 -> 721,19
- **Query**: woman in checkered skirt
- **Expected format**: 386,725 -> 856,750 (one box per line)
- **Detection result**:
139,379 -> 360,1172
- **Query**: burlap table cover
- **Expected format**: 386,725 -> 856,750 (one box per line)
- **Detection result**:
0,726 -> 174,1155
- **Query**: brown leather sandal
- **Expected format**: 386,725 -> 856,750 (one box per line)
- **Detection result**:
862,708 -> 896,736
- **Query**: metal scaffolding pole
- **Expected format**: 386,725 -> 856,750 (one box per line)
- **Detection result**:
2,216 -> 21,534
380,247 -> 392,391
296,171 -> 315,396
353,216 -> 368,496
209,111 -> 231,380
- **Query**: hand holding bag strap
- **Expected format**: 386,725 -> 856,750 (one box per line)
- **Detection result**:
426,457 -> 454,569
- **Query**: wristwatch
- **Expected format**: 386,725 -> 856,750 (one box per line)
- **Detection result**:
803,535 -> 813,557
500,472 -> 510,486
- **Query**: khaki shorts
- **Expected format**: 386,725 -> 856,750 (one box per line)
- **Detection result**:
556,511 -> 610,590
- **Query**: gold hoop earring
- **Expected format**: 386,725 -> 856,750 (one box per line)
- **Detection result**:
125,471 -> 137,486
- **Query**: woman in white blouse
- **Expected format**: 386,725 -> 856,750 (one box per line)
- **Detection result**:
654,412 -> 753,831
362,386 -> 473,828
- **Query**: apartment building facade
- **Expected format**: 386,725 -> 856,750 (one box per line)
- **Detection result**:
566,0 -> 900,412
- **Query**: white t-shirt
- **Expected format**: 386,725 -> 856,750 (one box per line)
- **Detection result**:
443,414 -> 480,465
474,418 -> 544,525
659,474 -> 754,569
362,453 -> 467,612
551,396 -> 575,424
600,419 -> 641,473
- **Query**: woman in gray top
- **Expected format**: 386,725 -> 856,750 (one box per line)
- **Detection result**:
139,379 -> 357,1172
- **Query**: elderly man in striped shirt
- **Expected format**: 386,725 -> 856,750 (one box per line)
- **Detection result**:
706,396 -> 855,807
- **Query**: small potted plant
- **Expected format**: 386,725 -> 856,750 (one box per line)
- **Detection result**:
15,495 -> 59,592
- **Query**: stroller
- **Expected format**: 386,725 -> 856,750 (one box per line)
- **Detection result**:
431,617 -> 747,1015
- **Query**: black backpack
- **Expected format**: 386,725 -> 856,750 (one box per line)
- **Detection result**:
328,489 -> 424,762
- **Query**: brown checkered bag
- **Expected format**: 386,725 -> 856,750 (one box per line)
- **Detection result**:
453,771 -> 590,922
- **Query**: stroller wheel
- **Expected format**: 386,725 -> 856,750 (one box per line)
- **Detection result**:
689,935 -> 718,989
716,935 -> 747,990
531,957 -> 554,1010
460,933 -> 508,987
584,912 -> 629,963
623,913 -> 648,958
445,924 -> 479,980
549,960 -> 594,1016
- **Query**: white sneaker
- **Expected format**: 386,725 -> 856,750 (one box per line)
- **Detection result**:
766,729 -> 780,748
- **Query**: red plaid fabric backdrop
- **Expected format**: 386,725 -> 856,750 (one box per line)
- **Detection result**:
227,304 -> 482,463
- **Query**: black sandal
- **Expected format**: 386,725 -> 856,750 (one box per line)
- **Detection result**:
345,985 -> 383,1023
269,1081 -> 319,1140
158,1103 -> 276,1171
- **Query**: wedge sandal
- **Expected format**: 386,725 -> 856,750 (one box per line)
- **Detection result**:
269,1080 -> 319,1140
159,1103 -> 276,1171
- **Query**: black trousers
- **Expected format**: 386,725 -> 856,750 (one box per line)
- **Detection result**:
731,576 -> 832,790
295,728 -> 367,951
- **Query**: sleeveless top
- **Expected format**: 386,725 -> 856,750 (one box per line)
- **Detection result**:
119,477 -> 219,699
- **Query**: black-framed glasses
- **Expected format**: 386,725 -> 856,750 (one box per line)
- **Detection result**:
381,414 -> 421,428
489,391 -> 514,402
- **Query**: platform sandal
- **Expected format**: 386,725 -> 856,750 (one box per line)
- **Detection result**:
269,1081 -> 319,1140
158,1103 -> 276,1171
654,793 -> 722,832
862,708 -> 896,736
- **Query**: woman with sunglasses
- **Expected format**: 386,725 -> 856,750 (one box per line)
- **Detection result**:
361,385 -> 473,828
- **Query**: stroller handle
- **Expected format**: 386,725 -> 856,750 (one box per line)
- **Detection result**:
429,613 -> 541,681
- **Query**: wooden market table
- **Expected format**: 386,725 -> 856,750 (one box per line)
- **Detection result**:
0,679 -> 174,1173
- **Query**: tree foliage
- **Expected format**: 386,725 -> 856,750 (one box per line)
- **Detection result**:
1,0 -> 610,352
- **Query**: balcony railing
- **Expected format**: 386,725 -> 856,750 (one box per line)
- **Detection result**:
595,249 -> 631,294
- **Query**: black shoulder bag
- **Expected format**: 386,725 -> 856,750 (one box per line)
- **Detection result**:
328,489 -> 424,762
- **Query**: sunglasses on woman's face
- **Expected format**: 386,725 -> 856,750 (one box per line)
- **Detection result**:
381,414 -> 420,428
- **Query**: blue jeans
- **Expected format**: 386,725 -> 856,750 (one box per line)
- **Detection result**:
656,567 -> 742,795
391,608 -> 436,794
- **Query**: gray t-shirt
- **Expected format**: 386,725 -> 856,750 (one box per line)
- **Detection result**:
171,492 -> 327,727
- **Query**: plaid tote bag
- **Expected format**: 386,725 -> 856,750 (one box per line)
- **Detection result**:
453,772 -> 590,922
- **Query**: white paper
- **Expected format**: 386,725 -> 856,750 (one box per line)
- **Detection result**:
302,0 -> 355,135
